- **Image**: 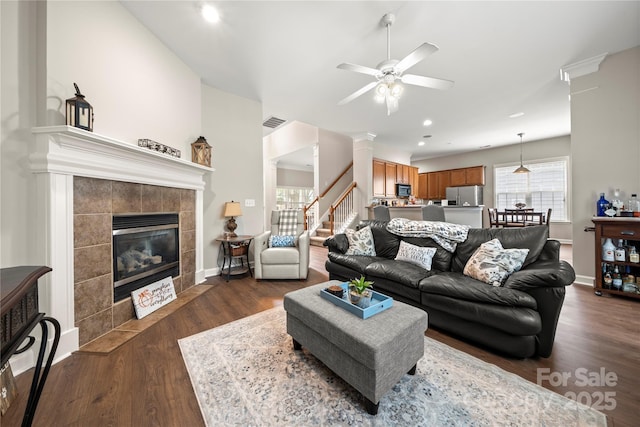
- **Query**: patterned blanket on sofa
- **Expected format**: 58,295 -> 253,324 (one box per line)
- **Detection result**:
386,218 -> 469,252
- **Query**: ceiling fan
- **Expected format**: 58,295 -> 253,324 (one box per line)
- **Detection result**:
337,13 -> 454,115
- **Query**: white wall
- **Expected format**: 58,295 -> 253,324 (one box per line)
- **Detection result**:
570,46 -> 640,285
46,1 -> 201,148
1,0 -> 44,266
277,168 -> 314,187
201,84 -> 263,273
263,121 -> 318,160
412,135 -> 572,241
373,143 -> 412,165
317,129 -> 353,215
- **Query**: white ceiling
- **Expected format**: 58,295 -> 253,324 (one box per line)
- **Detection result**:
121,1 -> 640,167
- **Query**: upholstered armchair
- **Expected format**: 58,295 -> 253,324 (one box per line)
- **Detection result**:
254,210 -> 310,280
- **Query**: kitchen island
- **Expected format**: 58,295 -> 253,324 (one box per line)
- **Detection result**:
367,205 -> 484,228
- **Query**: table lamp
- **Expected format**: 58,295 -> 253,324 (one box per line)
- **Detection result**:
223,201 -> 242,237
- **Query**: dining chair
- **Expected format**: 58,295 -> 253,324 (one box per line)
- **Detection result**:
422,205 -> 446,221
373,205 -> 391,221
488,208 -> 501,228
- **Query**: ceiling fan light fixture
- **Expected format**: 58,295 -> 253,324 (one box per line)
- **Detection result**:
389,82 -> 403,98
375,83 -> 388,97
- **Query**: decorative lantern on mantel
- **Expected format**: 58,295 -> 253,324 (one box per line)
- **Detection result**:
191,136 -> 212,167
65,83 -> 94,132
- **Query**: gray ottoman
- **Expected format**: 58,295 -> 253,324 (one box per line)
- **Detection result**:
283,281 -> 428,415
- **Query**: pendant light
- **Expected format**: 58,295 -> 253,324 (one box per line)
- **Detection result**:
513,132 -> 530,174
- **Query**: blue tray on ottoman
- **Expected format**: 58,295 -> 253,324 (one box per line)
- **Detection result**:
320,282 -> 393,319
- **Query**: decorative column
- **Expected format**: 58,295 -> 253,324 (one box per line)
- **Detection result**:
353,133 -> 376,221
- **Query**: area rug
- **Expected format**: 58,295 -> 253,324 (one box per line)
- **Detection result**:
178,307 -> 606,426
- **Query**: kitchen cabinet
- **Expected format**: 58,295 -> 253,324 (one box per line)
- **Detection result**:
427,171 -> 450,199
385,163 -> 397,197
417,173 -> 428,199
373,160 -> 419,198
396,164 -> 410,184
592,217 -> 639,300
373,160 -> 386,197
465,166 -> 485,186
449,166 -> 485,187
410,167 -> 419,196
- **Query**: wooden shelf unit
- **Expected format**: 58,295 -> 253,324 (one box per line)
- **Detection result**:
592,217 -> 640,300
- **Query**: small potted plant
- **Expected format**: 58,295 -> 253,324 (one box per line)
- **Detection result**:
348,276 -> 374,308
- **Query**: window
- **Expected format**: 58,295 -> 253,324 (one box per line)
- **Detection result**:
275,187 -> 315,211
494,157 -> 569,221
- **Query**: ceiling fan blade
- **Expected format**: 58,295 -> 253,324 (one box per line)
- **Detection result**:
401,74 -> 454,90
395,42 -> 439,74
338,81 -> 378,105
337,63 -> 380,77
386,95 -> 399,115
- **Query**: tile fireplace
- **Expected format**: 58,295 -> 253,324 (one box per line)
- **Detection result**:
19,126 -> 211,374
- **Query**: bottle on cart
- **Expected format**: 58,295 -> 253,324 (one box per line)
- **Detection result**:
611,189 -> 624,216
602,238 -> 615,261
602,264 -> 613,289
612,265 -> 623,291
614,239 -> 626,262
629,246 -> 639,263
596,193 -> 609,217
628,193 -> 639,214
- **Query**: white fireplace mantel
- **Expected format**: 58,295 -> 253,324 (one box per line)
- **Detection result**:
14,126 -> 212,374
31,126 -> 213,189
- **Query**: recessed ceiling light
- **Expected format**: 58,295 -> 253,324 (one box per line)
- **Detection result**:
479,145 -> 491,149
418,141 -> 425,146
423,119 -> 433,127
509,112 -> 525,118
201,5 -> 220,23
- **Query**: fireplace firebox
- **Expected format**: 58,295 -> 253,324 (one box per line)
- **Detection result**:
112,213 -> 179,302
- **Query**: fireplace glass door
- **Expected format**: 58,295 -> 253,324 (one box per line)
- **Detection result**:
112,213 -> 179,302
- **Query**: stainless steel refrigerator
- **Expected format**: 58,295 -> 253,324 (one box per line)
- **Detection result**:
445,185 -> 484,206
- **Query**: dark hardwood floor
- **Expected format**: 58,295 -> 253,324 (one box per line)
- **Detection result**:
4,245 -> 638,426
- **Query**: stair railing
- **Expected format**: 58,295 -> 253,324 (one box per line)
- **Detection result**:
329,182 -> 357,235
303,161 -> 353,230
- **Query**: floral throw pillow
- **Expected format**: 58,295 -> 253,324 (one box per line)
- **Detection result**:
463,238 -> 529,287
345,226 -> 377,256
269,235 -> 296,247
394,240 -> 437,271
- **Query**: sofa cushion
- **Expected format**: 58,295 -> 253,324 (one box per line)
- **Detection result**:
260,247 -> 299,264
402,237 -> 453,271
451,225 -> 548,273
421,293 -> 542,336
419,272 -> 537,309
395,241 -> 437,270
269,235 -> 296,247
345,226 -> 376,256
327,252 -> 383,275
463,239 -> 529,286
365,259 -> 439,289
357,220 -> 401,259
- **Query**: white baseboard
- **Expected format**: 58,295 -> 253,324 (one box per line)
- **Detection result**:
10,326 -> 78,376
574,275 -> 595,287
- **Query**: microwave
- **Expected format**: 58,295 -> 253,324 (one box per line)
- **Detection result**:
396,183 -> 411,197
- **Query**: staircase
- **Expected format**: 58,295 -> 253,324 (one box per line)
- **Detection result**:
310,220 -> 333,247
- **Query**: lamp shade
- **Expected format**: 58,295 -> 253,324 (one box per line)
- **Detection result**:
224,201 -> 242,217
